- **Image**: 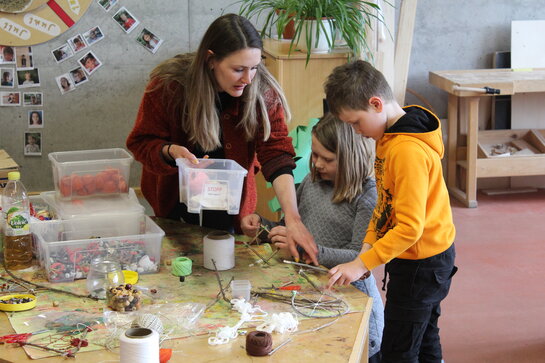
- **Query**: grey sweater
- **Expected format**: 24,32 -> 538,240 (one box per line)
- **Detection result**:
261,174 -> 384,357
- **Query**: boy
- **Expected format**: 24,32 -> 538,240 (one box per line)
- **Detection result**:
325,60 -> 457,363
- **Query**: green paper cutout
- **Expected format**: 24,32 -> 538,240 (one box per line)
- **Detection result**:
267,118 -> 320,212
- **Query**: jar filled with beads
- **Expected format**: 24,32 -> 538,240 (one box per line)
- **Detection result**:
86,257 -> 124,299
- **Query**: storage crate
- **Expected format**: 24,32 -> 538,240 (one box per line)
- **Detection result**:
477,129 -> 545,158
40,188 -> 144,221
176,158 -> 247,215
48,148 -> 133,200
37,216 -> 163,283
29,195 -> 62,266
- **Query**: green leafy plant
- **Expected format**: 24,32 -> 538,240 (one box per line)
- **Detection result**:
234,0 -> 387,64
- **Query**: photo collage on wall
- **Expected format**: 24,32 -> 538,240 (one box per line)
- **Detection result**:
0,0 -> 165,157
0,45 -> 42,156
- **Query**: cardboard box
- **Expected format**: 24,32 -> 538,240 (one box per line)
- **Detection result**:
0,149 -> 19,192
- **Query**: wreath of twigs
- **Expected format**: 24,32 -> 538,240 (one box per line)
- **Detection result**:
255,290 -> 349,318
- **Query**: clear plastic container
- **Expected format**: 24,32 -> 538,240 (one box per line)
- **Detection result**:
36,216 -> 164,283
176,158 -> 247,215
230,280 -> 251,302
40,188 -> 144,220
48,148 -> 133,200
29,195 -> 62,265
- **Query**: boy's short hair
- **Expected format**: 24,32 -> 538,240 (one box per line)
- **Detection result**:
325,60 -> 394,115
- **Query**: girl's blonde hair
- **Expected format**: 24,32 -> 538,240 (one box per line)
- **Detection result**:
148,14 -> 290,151
310,113 -> 374,203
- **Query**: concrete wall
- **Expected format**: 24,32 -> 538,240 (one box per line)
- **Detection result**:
0,0 -> 238,192
1,0 -> 544,192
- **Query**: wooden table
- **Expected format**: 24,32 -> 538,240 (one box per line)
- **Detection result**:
0,218 -> 372,362
429,68 -> 545,207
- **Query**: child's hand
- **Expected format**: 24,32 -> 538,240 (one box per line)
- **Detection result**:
241,214 -> 261,237
327,258 -> 369,289
268,226 -> 289,251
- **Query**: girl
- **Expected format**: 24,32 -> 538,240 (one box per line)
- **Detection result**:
241,114 -> 384,362
126,14 -> 316,263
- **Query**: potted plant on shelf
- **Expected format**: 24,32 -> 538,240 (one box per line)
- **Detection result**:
234,0 -> 384,63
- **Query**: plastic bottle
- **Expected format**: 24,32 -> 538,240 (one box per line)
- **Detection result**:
2,171 -> 33,270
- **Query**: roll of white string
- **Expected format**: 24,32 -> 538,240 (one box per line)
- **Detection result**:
119,328 -> 159,363
203,231 -> 235,270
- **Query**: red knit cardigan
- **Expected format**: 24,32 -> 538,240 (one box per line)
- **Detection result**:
126,79 -> 296,229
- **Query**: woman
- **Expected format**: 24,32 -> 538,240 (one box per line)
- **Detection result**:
126,14 -> 317,263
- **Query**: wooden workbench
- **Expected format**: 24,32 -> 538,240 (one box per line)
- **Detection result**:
0,218 -> 372,362
429,68 -> 545,207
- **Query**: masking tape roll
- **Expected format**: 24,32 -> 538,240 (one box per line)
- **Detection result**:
203,231 -> 234,271
119,327 -> 159,363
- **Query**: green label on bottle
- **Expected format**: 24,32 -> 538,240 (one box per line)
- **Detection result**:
5,207 -> 30,236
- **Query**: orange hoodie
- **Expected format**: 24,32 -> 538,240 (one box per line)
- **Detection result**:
360,105 -> 455,271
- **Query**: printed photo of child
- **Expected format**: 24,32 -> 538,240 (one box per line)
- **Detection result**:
55,74 -> 75,95
16,46 -> 33,70
28,110 -> 44,128
78,51 -> 102,76
136,28 -> 163,54
68,34 -> 87,53
16,69 -> 40,88
113,7 -> 139,34
97,0 -> 118,12
69,66 -> 88,86
0,46 -> 15,64
52,43 -> 74,63
1,68 -> 14,88
23,92 -> 43,106
83,26 -> 105,46
0,91 -> 20,106
24,132 -> 42,156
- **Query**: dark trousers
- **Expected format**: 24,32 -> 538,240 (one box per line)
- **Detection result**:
381,244 -> 457,363
168,202 -> 234,233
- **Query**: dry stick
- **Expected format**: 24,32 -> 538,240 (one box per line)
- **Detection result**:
19,342 -> 74,358
267,337 -> 293,355
298,268 -> 322,293
2,263 -> 100,301
263,248 -> 280,264
205,276 -> 234,311
239,239 -> 271,266
210,259 -> 228,302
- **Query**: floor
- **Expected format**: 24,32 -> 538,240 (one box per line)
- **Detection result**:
140,190 -> 545,362
374,190 -> 545,363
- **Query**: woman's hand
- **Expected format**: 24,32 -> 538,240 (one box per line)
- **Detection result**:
285,218 -> 318,265
268,226 -> 289,250
163,144 -> 199,164
241,214 -> 261,237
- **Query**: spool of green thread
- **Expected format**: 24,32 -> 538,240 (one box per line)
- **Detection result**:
171,257 -> 192,282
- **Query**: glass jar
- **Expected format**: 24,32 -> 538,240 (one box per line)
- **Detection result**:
86,257 -> 124,299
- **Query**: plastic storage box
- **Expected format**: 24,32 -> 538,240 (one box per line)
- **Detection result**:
36,216 -> 164,283
176,158 -> 247,215
29,195 -> 63,265
40,188 -> 144,221
230,280 -> 251,301
48,148 -> 133,200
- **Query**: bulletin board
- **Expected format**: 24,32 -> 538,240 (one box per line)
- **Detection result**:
0,0 -> 93,46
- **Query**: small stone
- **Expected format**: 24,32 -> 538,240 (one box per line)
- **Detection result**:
150,289 -> 157,294
53,301 -> 60,307
165,259 -> 172,266
125,284 -> 132,290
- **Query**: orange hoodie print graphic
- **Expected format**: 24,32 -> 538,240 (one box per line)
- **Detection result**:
373,156 -> 394,239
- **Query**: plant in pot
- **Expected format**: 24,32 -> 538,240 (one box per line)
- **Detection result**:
235,0 -> 384,64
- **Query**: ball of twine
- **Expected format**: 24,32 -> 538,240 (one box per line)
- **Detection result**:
171,257 -> 192,277
245,330 -> 273,356
131,313 -> 164,335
